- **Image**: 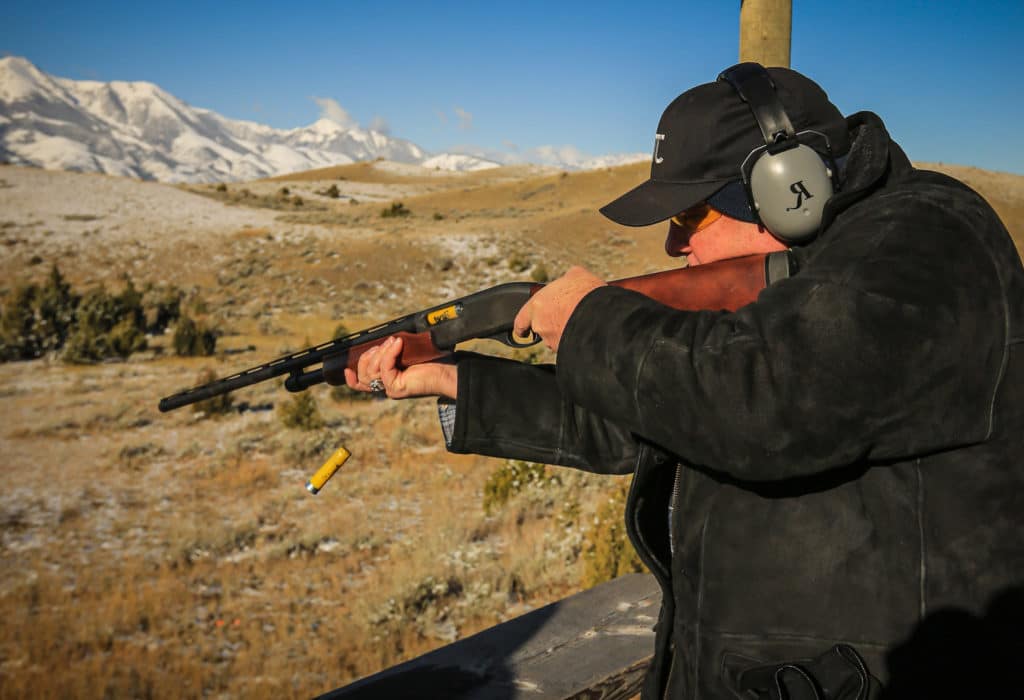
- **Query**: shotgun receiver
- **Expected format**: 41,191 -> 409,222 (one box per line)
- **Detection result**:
158,251 -> 794,412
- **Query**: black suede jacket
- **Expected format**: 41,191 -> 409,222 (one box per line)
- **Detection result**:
447,112 -> 1024,699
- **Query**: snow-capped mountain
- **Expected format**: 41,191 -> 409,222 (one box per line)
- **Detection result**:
0,57 -> 428,183
0,56 -> 645,182
420,152 -> 504,171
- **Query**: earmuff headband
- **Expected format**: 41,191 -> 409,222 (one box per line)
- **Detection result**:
715,63 -> 838,243
718,63 -> 796,151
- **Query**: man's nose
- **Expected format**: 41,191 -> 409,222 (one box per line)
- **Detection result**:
664,219 -> 692,257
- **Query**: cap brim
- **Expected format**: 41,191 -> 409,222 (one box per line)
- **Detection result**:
599,178 -> 728,227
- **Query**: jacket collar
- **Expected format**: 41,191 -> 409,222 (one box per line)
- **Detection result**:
818,111 -> 912,232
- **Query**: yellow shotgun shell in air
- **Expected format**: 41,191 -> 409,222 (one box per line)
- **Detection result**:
306,446 -> 351,495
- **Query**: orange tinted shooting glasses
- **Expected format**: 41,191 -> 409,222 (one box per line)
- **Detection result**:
670,203 -> 722,232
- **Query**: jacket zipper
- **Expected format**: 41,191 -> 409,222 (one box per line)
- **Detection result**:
668,463 -> 682,556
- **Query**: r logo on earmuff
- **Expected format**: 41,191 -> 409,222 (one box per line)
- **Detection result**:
786,181 -> 813,211
717,63 -> 839,243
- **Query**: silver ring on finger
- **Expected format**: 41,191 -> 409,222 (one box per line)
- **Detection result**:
369,378 -> 385,393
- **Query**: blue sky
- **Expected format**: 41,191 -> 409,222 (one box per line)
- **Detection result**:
3,1 -> 1022,173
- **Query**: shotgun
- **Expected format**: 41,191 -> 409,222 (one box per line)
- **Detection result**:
157,251 -> 794,413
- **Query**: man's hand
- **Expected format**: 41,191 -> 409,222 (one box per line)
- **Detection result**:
513,266 -> 606,353
344,336 -> 458,399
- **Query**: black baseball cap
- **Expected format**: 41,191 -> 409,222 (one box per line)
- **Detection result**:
600,66 -> 850,227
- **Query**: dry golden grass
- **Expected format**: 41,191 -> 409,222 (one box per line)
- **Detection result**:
1,158 -> 1021,698
264,160 -> 546,186
0,355 -> 615,698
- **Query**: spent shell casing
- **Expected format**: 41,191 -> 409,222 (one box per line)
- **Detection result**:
306,446 -> 351,495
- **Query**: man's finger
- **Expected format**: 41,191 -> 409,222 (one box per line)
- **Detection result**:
513,302 -> 533,339
380,336 -> 403,381
356,344 -> 380,382
344,367 -> 370,392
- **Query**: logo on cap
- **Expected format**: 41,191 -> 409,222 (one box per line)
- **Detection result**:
653,133 -> 666,164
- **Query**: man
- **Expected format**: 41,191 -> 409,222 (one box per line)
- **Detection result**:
348,64 -> 1024,698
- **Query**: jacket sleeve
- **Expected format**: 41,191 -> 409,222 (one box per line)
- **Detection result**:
556,191 -> 1007,482
446,352 -> 638,475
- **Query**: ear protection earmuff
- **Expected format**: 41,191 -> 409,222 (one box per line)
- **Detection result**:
717,63 -> 838,243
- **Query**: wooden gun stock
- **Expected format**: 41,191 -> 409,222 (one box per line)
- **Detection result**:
610,252 -> 788,312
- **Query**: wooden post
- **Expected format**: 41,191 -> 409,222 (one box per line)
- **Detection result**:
739,0 -> 792,68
